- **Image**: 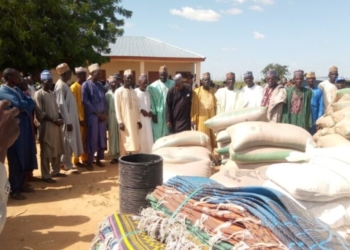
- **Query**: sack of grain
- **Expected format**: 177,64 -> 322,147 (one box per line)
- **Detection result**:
163,159 -> 213,183
313,129 -> 322,142
210,166 -> 269,188
332,101 -> 350,112
152,131 -> 210,151
266,162 -> 350,202
331,107 -> 350,124
216,146 -> 229,155
315,115 -> 335,128
287,140 -> 350,164
320,127 -> 335,136
153,146 -> 212,164
216,130 -> 231,143
217,141 -> 230,149
204,107 -> 267,132
230,146 -> 301,164
220,159 -> 238,171
336,88 -> 350,101
338,93 -> 350,103
335,118 -> 350,139
227,121 -> 312,152
317,134 -> 350,148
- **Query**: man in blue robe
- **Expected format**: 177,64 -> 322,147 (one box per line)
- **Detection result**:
306,72 -> 324,134
82,64 -> 107,171
0,68 -> 37,200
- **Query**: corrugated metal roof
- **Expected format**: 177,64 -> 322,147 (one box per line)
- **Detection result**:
103,36 -> 205,59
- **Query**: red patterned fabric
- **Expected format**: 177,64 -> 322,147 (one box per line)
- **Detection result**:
290,90 -> 303,114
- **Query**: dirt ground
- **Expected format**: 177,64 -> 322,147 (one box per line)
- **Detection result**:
0,145 -> 120,250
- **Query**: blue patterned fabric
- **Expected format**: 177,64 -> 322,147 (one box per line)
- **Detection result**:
310,87 -> 324,134
165,176 -> 350,250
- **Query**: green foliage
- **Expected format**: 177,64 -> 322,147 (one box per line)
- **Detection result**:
261,63 -> 289,80
0,0 -> 132,73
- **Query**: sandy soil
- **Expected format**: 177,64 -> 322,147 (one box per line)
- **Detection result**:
0,146 -> 120,250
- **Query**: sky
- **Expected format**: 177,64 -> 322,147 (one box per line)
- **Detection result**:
120,0 -> 350,80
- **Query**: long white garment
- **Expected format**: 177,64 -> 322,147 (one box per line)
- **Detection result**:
242,84 -> 264,108
54,79 -> 83,166
215,87 -> 248,114
0,162 -> 9,234
115,87 -> 140,153
318,80 -> 337,110
135,88 -> 154,154
27,84 -> 36,100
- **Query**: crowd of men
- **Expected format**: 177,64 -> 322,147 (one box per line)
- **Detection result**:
0,63 -> 346,200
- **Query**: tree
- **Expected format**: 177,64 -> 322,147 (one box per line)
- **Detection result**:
0,0 -> 132,74
261,63 -> 289,80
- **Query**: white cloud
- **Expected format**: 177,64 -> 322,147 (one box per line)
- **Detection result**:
221,8 -> 243,16
249,5 -> 264,11
254,0 -> 274,5
222,8 -> 243,15
169,24 -> 183,31
234,0 -> 246,3
253,31 -> 265,39
221,47 -> 237,52
170,7 -> 221,22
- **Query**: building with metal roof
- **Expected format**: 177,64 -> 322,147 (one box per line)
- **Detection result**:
100,36 -> 206,84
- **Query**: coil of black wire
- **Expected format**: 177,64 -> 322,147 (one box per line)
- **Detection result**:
119,187 -> 153,214
119,154 -> 163,189
118,154 -> 163,214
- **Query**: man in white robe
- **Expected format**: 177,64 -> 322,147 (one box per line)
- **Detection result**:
215,72 -> 247,114
54,63 -> 83,174
115,69 -> 142,155
135,74 -> 154,153
241,71 -> 263,108
318,66 -> 339,110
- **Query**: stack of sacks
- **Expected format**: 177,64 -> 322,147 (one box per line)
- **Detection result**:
137,176 -> 348,249
152,131 -> 213,183
228,121 -> 310,166
204,107 -> 268,160
265,143 -> 350,243
314,88 -> 350,147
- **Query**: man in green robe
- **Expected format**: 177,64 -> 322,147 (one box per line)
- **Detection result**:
105,76 -> 119,164
282,70 -> 312,130
147,65 -> 174,142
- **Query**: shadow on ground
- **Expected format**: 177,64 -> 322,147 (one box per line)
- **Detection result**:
0,215 -> 93,250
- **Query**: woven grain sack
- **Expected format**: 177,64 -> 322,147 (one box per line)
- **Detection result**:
266,163 -> 350,202
335,118 -> 350,139
336,88 -> 350,101
331,107 -> 350,124
316,115 -> 335,128
227,121 -> 312,151
163,159 -> 213,183
210,166 -> 269,188
216,130 -> 231,143
332,101 -> 350,112
338,94 -> 350,103
152,146 -> 212,164
220,159 -> 239,171
317,134 -> 350,148
217,141 -> 230,149
320,127 -> 335,136
204,106 -> 267,132
229,147 -> 301,164
312,130 -> 322,142
216,147 -> 229,155
152,131 -> 210,151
